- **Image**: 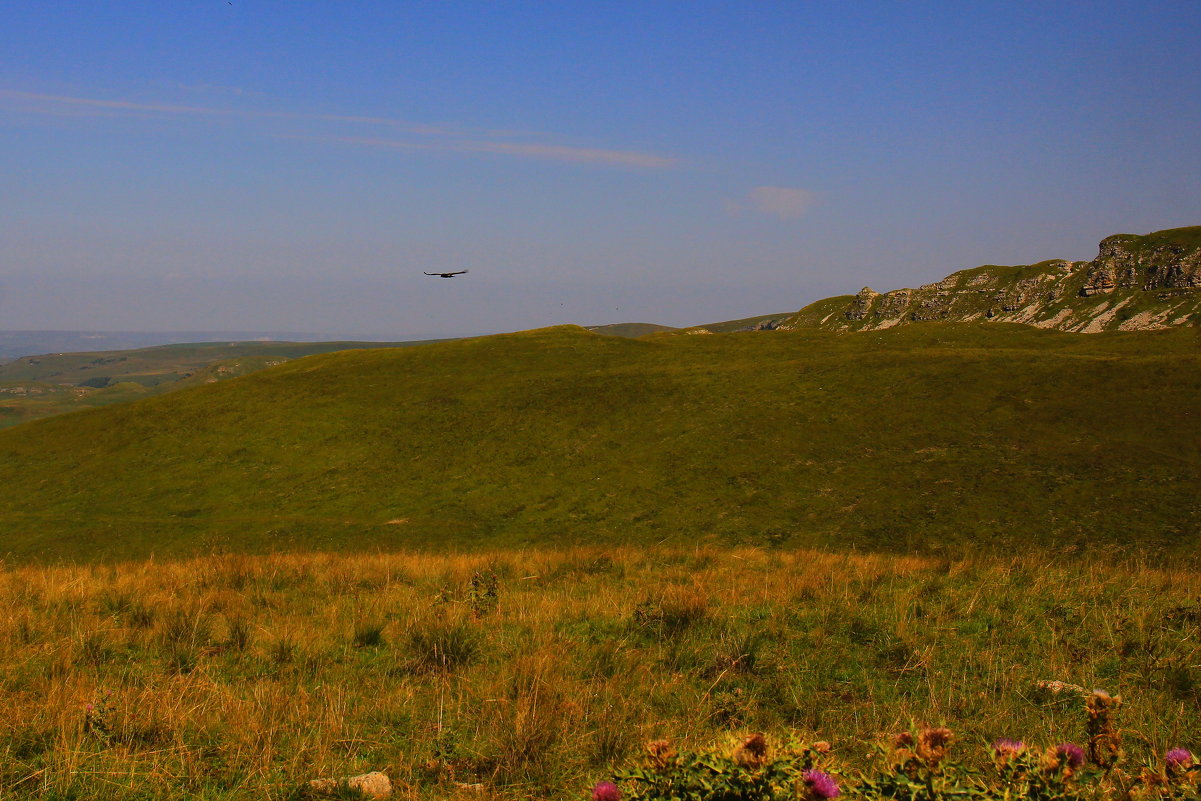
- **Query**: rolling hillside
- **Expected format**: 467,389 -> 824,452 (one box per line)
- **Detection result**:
0,339 -> 438,429
0,324 -> 1197,562
786,226 -> 1201,332
0,314 -> 793,429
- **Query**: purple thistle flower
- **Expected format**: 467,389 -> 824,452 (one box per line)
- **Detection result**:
1055,743 -> 1085,769
803,769 -> 840,800
1166,748 -> 1193,770
994,739 -> 1025,754
591,780 -> 620,801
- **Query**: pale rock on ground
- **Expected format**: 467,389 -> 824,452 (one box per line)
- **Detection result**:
307,771 -> 393,798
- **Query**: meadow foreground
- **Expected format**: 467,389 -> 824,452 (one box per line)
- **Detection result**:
1,546 -> 1197,799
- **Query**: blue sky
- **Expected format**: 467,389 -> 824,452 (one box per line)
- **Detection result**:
3,1 -> 1199,337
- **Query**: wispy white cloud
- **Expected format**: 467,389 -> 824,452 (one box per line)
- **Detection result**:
728,186 -> 817,219
0,89 -> 678,169
315,134 -> 680,168
176,82 -> 263,98
0,89 -> 236,117
0,89 -> 448,135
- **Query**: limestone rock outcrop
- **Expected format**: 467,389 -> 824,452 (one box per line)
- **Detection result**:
785,226 -> 1201,333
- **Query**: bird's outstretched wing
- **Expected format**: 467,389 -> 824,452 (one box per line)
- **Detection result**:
424,270 -> 469,277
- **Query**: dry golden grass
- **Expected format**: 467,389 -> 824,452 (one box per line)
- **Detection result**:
1,547 -> 1198,800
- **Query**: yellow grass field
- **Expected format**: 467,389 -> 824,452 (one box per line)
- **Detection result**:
2,546 -> 1198,800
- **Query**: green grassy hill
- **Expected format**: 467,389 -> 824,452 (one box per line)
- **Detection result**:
0,339 -> 440,429
585,322 -> 679,337
679,312 -> 794,333
585,313 -> 792,338
0,324 -> 1198,562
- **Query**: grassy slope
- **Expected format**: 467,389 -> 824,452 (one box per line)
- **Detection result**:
0,340 -> 436,429
585,322 -> 679,337
787,296 -> 855,327
0,324 -> 1198,562
681,312 -> 794,333
1114,224 -> 1201,252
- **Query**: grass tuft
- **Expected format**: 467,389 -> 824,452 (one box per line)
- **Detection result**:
404,612 -> 481,673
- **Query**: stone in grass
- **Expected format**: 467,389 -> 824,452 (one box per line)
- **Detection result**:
306,771 -> 393,799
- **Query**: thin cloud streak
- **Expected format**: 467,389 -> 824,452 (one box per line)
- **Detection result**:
0,89 -> 449,135
176,82 -> 263,98
317,134 -> 680,168
0,89 -> 678,168
1,89 -> 236,118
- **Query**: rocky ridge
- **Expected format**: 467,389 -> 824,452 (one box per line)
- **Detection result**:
784,226 -> 1201,333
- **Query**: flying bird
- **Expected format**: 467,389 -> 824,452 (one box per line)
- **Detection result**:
424,270 -> 469,278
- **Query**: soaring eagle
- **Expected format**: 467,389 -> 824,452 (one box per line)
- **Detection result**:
424,270 -> 469,278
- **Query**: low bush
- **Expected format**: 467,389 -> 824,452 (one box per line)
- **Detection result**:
595,692 -> 1201,801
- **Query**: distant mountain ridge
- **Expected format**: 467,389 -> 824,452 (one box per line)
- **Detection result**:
785,226 -> 1201,333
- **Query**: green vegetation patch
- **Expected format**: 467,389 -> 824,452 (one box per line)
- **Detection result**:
0,324 -> 1198,562
0,338 -> 444,429
1109,225 -> 1201,254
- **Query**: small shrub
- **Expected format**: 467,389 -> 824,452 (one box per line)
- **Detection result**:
422,725 -> 464,780
226,616 -> 253,651
159,608 -> 212,674
15,615 -> 38,645
77,630 -> 113,667
601,692 -> 1196,801
856,727 -> 965,801
613,734 -> 834,801
298,651 -> 325,679
405,615 -> 480,673
633,586 -> 709,636
352,620 -> 386,648
270,637 -> 296,666
584,640 -> 630,680
97,590 -> 133,617
710,687 -> 750,728
710,630 -> 767,676
469,571 -> 499,618
128,602 -> 156,629
7,727 -> 55,761
159,608 -> 212,650
592,718 -> 635,766
83,691 -> 115,741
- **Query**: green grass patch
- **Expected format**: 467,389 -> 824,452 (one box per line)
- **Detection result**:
0,323 -> 1198,562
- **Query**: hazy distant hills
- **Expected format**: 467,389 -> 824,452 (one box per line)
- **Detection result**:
1,324 -> 1197,562
785,226 -> 1201,333
0,316 -> 790,428
0,339 -> 441,429
585,314 -> 792,338
0,331 -> 333,361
